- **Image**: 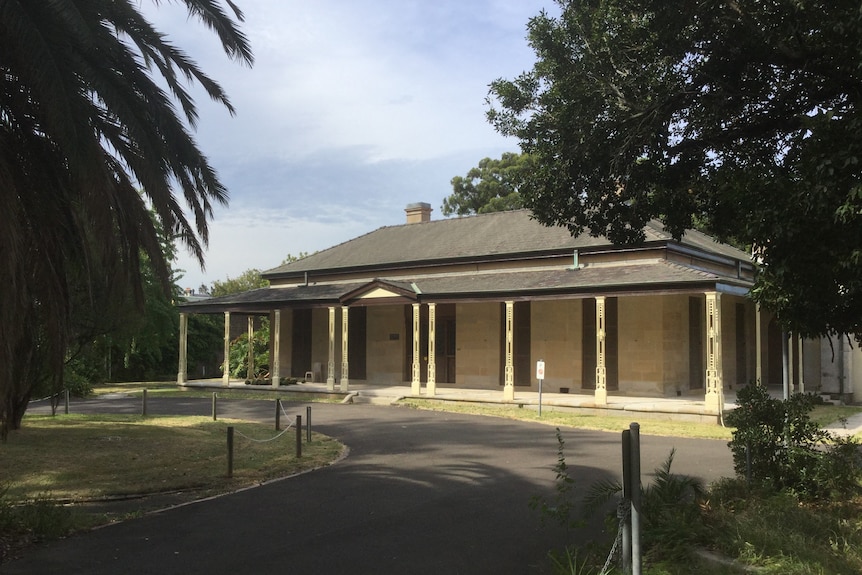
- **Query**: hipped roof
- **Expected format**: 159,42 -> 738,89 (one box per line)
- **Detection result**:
262,209 -> 751,280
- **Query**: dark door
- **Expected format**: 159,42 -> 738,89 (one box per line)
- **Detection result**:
348,307 -> 366,380
436,304 -> 456,383
514,301 -> 531,386
291,308 -> 312,379
735,303 -> 747,386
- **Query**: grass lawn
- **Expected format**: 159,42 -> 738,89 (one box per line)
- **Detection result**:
89,381 -> 345,403
1,414 -> 343,502
0,411 -> 344,560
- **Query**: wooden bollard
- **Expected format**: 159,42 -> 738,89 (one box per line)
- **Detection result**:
275,398 -> 281,431
306,406 -> 311,443
295,415 -> 302,458
226,426 -> 235,478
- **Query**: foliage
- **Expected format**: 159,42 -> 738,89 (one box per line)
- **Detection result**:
211,268 -> 269,297
187,313 -> 224,378
534,429 -> 707,572
547,546 -> 607,575
707,479 -> 862,574
488,0 -> 862,341
228,319 -> 270,379
726,384 -> 862,500
442,152 -> 533,216
282,252 -> 311,265
0,0 -> 252,439
57,215 -> 192,385
530,428 -> 583,531
0,486 -> 76,561
582,449 -> 706,565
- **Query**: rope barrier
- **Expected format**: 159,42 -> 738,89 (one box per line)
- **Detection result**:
234,423 -> 293,443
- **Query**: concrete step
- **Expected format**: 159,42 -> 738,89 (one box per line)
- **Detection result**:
347,393 -> 402,406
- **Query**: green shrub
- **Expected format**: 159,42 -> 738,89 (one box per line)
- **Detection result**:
726,384 -> 861,500
0,486 -> 76,549
228,320 -> 270,379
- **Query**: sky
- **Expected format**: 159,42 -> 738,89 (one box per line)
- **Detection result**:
142,0 -> 556,291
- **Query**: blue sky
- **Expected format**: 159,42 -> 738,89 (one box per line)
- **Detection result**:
144,0 -> 554,291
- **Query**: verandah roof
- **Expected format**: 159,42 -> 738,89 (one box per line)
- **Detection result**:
179,259 -> 752,314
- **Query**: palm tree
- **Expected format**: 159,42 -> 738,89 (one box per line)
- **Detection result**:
0,0 -> 253,438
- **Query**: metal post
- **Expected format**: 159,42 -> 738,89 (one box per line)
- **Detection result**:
536,359 -> 545,417
621,429 -> 632,574
226,426 -> 234,478
538,379 -> 543,417
212,392 -> 218,421
275,398 -> 281,431
630,422 -> 642,575
306,406 -> 312,443
296,415 -> 302,458
141,389 -> 148,417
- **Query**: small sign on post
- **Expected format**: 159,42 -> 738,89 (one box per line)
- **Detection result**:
536,360 -> 545,416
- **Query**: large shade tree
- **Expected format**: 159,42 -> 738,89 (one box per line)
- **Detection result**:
0,0 -> 253,438
442,152 -> 533,216
488,0 -> 862,341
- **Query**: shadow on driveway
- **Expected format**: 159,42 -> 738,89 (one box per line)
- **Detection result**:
6,398 -> 734,575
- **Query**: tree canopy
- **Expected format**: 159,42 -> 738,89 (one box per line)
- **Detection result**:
442,152 -> 532,216
211,268 -> 269,297
488,0 -> 862,340
0,0 -> 253,437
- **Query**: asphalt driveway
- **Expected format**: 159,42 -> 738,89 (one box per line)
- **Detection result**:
4,398 -> 734,574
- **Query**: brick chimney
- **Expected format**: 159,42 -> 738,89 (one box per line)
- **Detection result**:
405,202 -> 432,224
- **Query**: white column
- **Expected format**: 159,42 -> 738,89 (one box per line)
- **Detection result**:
411,303 -> 421,394
705,292 -> 724,413
223,311 -> 231,386
340,306 -> 350,392
788,332 -> 795,394
177,312 -> 188,384
427,303 -> 437,397
503,301 -> 515,401
798,337 -> 804,393
271,310 -> 281,387
327,307 -> 336,391
595,296 -> 608,405
755,304 -> 762,384
247,316 -> 255,381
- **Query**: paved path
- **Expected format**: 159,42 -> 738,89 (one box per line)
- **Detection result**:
5,397 -> 734,575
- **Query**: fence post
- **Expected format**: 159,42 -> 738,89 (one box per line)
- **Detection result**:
630,422 -> 642,575
64,389 -> 70,415
275,398 -> 281,431
306,406 -> 312,443
621,429 -> 632,574
296,415 -> 302,458
212,393 -> 218,421
226,426 -> 234,478
141,389 -> 148,417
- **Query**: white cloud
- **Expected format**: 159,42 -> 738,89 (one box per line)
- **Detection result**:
142,0 -> 555,289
